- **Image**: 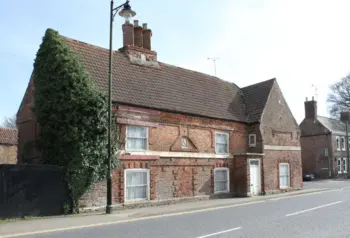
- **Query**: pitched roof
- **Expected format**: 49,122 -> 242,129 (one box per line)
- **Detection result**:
317,116 -> 346,133
61,35 -> 275,123
241,79 -> 276,123
0,128 -> 18,145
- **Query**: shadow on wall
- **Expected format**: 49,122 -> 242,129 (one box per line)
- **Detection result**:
198,179 -> 211,196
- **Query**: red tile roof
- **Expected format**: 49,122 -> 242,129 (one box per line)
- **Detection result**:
61,35 -> 275,123
0,128 -> 18,145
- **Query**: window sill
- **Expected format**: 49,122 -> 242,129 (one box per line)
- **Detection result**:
215,153 -> 230,156
279,186 -> 290,189
124,199 -> 149,204
125,149 -> 148,153
214,191 -> 230,194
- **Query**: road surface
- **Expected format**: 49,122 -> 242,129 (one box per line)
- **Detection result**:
8,180 -> 350,238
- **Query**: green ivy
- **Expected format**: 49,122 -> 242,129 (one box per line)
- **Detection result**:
33,29 -> 117,212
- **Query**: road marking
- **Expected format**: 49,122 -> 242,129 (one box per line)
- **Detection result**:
2,201 -> 263,237
285,201 -> 343,217
196,227 -> 242,238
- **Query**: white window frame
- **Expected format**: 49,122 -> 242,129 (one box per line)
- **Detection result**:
343,158 -> 347,173
341,137 -> 346,151
279,163 -> 290,189
125,126 -> 149,151
336,136 -> 340,151
249,134 -> 257,147
214,167 -> 230,194
124,168 -> 150,202
215,132 -> 229,154
337,158 -> 342,174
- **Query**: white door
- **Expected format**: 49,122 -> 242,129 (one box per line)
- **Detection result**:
249,160 -> 261,196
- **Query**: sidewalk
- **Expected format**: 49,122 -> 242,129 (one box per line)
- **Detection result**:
0,188 -> 330,237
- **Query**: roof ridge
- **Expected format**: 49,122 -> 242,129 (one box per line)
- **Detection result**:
60,35 -> 109,53
241,78 -> 276,90
159,62 -> 237,86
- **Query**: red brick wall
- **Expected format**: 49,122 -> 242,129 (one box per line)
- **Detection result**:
260,81 -> 302,192
114,158 -> 234,203
233,155 -> 249,196
17,78 -> 42,163
260,82 -> 300,147
82,158 -> 235,207
117,106 -> 248,154
247,124 -> 263,153
263,151 -> 302,193
300,135 -> 332,178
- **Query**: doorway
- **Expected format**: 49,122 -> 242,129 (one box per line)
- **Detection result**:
249,159 -> 261,196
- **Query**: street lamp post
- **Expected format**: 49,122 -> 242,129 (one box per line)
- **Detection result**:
106,0 -> 136,214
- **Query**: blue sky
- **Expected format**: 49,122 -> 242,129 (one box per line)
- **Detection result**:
1,0 -> 350,124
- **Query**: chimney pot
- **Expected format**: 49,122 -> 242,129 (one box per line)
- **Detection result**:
134,21 -> 143,48
312,96 -> 314,101
306,97 -> 308,101
142,23 -> 152,50
134,20 -> 139,27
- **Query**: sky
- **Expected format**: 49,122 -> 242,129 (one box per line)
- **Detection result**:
1,0 -> 350,124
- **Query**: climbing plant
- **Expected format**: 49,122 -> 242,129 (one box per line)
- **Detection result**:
33,29 -> 117,212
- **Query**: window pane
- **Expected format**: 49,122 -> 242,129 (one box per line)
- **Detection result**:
216,144 -> 227,153
127,126 -> 146,138
279,164 -> 290,188
127,138 -> 147,150
214,169 -> 228,192
216,133 -> 228,143
215,170 -> 228,181
250,135 -> 255,144
214,181 -> 227,192
125,170 -> 148,200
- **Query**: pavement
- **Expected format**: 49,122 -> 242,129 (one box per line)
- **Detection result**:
1,180 -> 350,238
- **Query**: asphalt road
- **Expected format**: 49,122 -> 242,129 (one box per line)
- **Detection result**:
16,181 -> 350,238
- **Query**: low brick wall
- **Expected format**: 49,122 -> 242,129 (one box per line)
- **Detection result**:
0,144 -> 17,164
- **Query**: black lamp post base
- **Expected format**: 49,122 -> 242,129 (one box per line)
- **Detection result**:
106,205 -> 113,214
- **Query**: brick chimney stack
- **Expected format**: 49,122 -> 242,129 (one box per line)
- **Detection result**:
304,96 -> 317,120
122,22 -> 134,47
340,111 -> 350,123
133,20 -> 143,48
142,23 -> 152,50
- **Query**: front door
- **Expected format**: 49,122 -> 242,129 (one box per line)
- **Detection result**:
249,160 -> 261,196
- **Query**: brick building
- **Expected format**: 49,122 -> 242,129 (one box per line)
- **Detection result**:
17,19 -> 302,209
300,97 -> 350,178
0,128 -> 18,164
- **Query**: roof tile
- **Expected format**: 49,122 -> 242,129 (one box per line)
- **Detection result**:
0,128 -> 18,145
61,36 -> 275,123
